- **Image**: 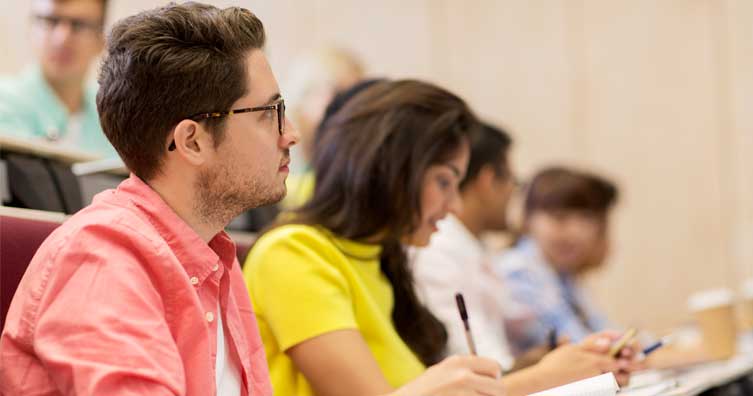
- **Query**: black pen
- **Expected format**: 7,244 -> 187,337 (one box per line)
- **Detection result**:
455,293 -> 477,355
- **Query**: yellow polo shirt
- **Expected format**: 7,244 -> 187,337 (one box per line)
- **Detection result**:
243,224 -> 425,395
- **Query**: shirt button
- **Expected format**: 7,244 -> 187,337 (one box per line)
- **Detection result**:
190,276 -> 199,285
212,264 -> 219,272
205,312 -> 214,323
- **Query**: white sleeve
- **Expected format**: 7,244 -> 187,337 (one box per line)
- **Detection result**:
412,248 -> 514,370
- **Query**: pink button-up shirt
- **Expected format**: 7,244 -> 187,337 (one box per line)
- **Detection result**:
1,175 -> 272,396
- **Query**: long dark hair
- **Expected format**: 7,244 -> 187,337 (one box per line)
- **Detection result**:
286,79 -> 480,365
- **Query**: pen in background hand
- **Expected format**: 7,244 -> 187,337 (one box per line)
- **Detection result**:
642,335 -> 674,357
609,328 -> 638,358
547,327 -> 558,351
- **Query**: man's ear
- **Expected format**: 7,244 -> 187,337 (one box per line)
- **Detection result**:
171,119 -> 210,166
476,164 -> 498,194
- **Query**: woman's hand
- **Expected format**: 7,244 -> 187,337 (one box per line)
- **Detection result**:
392,355 -> 506,396
534,342 -> 618,385
497,330 -> 646,396
500,340 -> 616,396
579,331 -> 646,386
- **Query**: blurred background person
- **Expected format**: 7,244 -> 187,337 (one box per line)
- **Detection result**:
281,47 -> 364,209
412,124 -> 638,383
497,167 -> 619,355
0,0 -> 115,157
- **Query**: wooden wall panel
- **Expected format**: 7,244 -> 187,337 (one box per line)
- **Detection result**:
722,0 -> 753,284
433,0 -> 582,172
577,0 -> 731,331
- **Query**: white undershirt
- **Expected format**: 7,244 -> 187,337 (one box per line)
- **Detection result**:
216,304 -> 242,396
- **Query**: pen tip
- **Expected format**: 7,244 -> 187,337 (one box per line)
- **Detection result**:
455,293 -> 468,320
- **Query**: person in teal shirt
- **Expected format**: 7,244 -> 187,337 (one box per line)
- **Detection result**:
0,0 -> 115,158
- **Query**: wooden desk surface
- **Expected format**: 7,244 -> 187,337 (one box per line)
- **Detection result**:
0,134 -> 100,164
658,353 -> 753,396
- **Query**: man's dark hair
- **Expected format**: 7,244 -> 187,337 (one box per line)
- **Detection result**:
525,167 -> 619,217
459,123 -> 513,190
97,2 -> 266,180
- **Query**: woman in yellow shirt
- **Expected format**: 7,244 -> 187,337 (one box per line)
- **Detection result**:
244,79 -> 638,396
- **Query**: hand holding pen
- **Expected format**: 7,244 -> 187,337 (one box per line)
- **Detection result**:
576,330 -> 645,386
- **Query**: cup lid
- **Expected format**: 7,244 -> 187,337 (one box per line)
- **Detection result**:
742,278 -> 753,299
688,288 -> 734,311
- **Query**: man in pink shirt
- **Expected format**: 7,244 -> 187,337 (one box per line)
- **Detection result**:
0,3 -> 298,395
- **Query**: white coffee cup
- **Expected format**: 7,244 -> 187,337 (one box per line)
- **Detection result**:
688,288 -> 737,360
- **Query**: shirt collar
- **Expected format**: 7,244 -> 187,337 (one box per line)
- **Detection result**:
434,214 -> 486,258
112,174 -> 238,281
320,228 -> 382,261
517,237 -> 574,282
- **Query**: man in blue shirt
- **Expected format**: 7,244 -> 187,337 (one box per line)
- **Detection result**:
0,0 -> 115,157
496,167 -> 618,354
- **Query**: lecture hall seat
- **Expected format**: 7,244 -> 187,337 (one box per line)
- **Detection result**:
0,210 -> 62,330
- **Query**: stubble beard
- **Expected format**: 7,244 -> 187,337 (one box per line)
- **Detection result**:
194,162 -> 287,227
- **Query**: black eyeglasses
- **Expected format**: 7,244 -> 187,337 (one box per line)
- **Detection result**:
33,14 -> 103,35
168,99 -> 285,151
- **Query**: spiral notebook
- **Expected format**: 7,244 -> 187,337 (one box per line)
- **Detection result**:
530,373 -> 619,396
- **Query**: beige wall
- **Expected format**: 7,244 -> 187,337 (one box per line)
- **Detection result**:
2,0 -> 750,332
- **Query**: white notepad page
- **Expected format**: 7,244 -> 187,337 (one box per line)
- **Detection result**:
529,372 -> 620,396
